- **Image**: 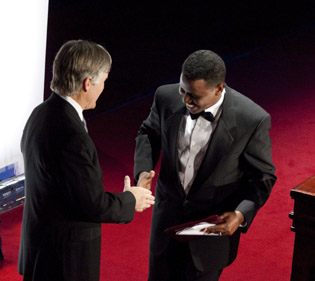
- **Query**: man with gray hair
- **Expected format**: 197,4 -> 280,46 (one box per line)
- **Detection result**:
18,40 -> 155,281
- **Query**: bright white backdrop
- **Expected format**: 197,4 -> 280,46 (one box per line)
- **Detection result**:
0,0 -> 49,176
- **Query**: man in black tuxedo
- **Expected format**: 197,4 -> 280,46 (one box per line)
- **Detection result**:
134,50 -> 276,280
18,40 -> 155,281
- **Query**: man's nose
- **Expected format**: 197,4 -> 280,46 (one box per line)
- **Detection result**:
183,93 -> 192,104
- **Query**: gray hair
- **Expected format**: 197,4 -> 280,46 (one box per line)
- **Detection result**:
50,40 -> 112,96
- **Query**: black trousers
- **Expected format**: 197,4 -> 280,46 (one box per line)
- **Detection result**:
22,235 -> 101,281
148,239 -> 222,281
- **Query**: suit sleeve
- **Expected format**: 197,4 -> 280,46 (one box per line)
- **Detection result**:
54,132 -> 136,224
134,90 -> 162,183
236,114 -> 277,231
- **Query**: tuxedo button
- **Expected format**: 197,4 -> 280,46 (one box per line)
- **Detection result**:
183,200 -> 190,206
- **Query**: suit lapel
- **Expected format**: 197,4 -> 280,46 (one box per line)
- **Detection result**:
165,102 -> 186,195
189,87 -> 237,192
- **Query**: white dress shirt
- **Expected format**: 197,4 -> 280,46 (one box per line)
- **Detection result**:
178,89 -> 225,194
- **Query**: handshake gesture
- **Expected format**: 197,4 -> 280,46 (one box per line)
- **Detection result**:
123,174 -> 155,212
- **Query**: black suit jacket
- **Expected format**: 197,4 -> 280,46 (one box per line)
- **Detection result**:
18,93 -> 136,281
134,84 -> 276,272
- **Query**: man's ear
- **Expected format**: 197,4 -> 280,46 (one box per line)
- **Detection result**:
82,77 -> 91,92
215,82 -> 225,95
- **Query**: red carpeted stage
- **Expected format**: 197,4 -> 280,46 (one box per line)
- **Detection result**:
0,28 -> 315,281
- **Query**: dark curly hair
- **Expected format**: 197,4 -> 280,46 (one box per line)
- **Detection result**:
182,50 -> 226,87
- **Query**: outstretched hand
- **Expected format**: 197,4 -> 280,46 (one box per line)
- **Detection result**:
202,211 -> 245,236
124,175 -> 155,212
137,170 -> 155,190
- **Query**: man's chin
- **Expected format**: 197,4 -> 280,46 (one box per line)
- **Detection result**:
85,104 -> 96,110
186,104 -> 200,114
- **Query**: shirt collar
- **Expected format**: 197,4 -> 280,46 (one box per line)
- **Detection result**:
204,88 -> 225,117
56,93 -> 84,121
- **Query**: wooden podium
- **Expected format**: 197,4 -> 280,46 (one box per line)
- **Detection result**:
289,175 -> 315,281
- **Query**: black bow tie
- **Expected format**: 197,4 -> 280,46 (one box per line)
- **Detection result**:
190,111 -> 215,122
